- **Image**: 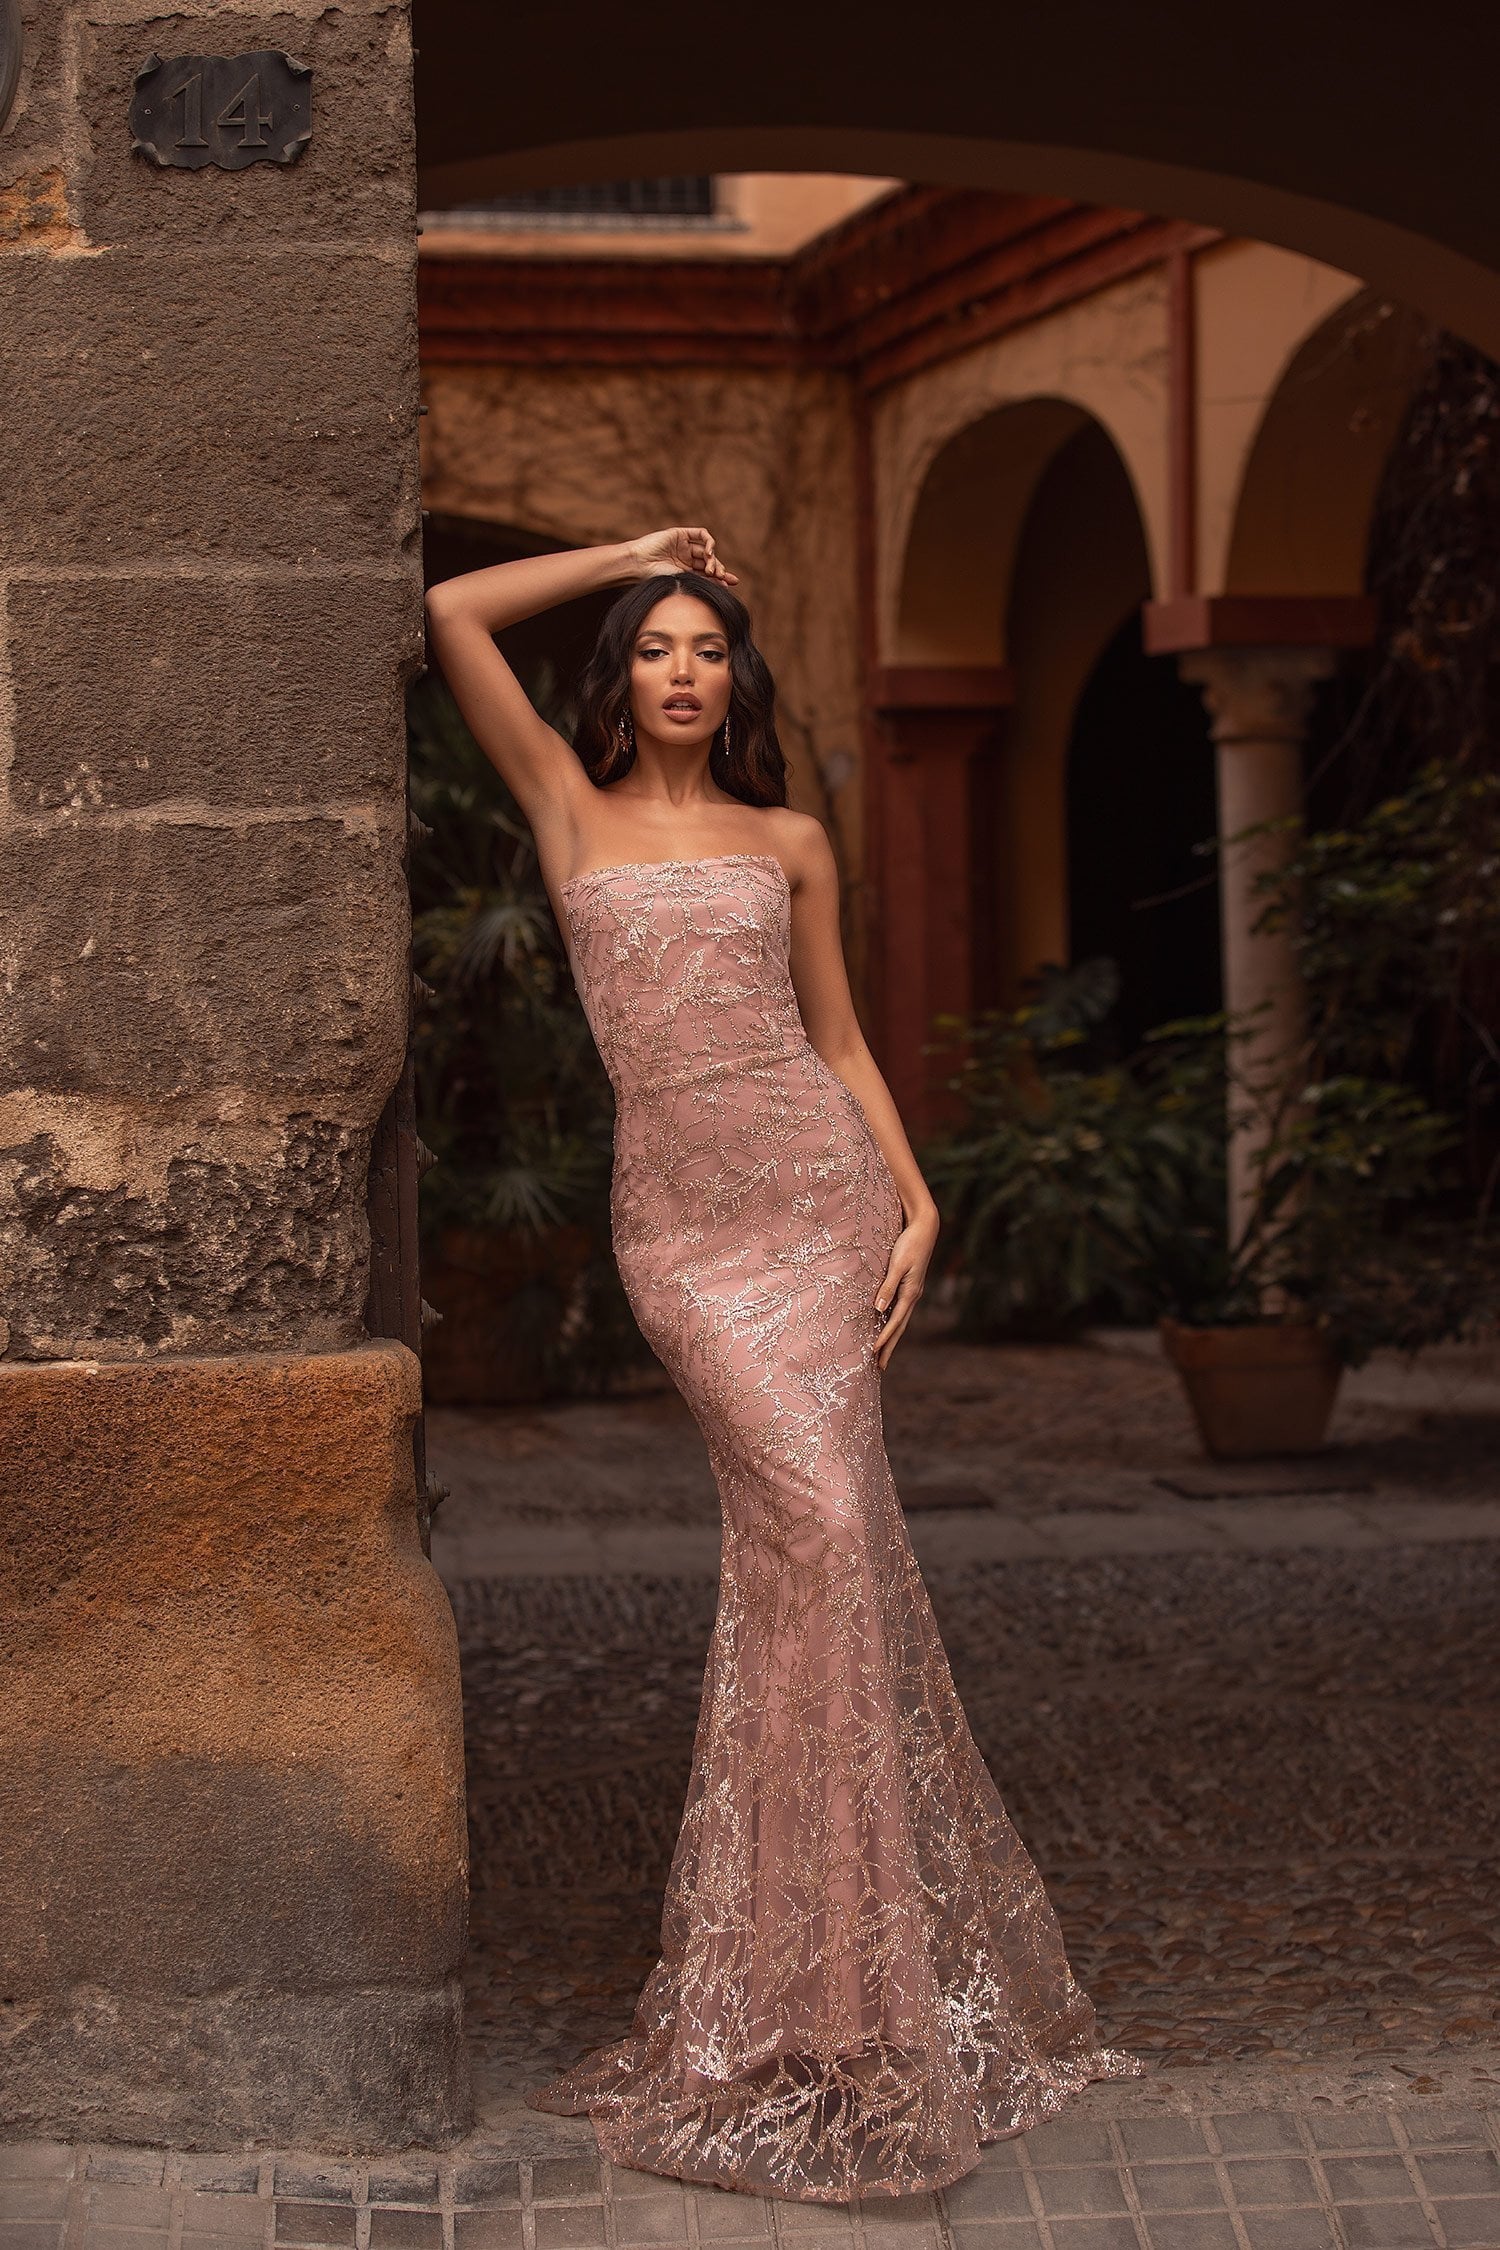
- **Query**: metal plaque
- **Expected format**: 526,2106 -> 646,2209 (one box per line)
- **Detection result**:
130,50 -> 311,170
0,0 -> 22,134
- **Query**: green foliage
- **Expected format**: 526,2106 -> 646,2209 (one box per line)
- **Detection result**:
1256,761 -> 1500,1080
407,673 -> 650,1393
925,762 -> 1500,1363
921,963 -> 1231,1340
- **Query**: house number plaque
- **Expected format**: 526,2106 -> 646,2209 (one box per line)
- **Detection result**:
130,50 -> 311,169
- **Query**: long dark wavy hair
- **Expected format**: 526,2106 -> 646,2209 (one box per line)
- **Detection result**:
573,572 -> 788,808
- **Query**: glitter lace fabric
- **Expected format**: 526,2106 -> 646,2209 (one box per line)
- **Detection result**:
526,853 -> 1144,2201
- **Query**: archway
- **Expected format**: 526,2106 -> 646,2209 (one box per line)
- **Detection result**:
413,3 -> 1500,359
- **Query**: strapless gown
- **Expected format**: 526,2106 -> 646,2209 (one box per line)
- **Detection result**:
526,852 -> 1143,2201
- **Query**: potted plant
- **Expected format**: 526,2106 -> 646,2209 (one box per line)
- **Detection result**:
924,762 -> 1500,1457
1158,759 -> 1500,1455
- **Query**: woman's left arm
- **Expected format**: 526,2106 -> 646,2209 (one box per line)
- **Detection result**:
784,815 -> 940,1368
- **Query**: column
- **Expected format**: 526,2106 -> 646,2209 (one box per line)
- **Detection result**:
1179,647 -> 1335,1255
869,668 -> 1010,1131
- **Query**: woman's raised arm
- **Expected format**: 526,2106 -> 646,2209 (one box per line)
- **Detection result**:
423,529 -> 740,854
424,542 -> 641,838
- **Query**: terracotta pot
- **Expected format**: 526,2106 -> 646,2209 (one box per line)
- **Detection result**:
421,1224 -> 595,1405
1158,1315 -> 1343,1459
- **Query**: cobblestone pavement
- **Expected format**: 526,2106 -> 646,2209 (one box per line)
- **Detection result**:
8,1329 -> 1498,2248
431,1328 -> 1500,2122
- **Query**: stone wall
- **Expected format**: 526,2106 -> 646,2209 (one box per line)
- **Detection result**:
0,0 -> 467,2149
0,0 -> 420,1362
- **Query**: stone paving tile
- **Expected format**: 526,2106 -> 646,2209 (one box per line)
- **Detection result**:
1038,2218 -> 1138,2249
1337,2207 -> 1435,2248
178,2194 -> 265,2239
85,2155 -> 166,2187
180,2160 -> 265,2196
1030,2166 -> 1130,2218
944,2227 -> 1044,2249
1129,2156 -> 1228,2210
273,2203 -> 357,2247
940,2169 -> 1034,2222
453,2216 -> 525,2250
1414,2146 -> 1500,2195
532,2206 -> 607,2250
84,2185 -> 173,2228
367,2213 -> 444,2250
366,2167 -> 442,2207
1437,2200 -> 1500,2247
1114,2118 -> 1208,2161
1142,2218 -> 1240,2250
686,2189 -> 772,2236
0,2150 -> 73,2183
79,2229 -> 176,2250
1223,2156 -> 1320,2205
1303,2114 -> 1401,2151
0,2191 -> 69,2224
531,2156 -> 602,2201
0,2227 -> 67,2250
452,2158 -> 522,2206
1320,2153 -> 1419,2203
1013,2121 -> 1117,2168
271,2167 -> 358,2206
611,2195 -> 689,2245
1237,2215 -> 1340,2250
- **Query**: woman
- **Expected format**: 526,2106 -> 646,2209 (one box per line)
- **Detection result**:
425,527 -> 1142,2205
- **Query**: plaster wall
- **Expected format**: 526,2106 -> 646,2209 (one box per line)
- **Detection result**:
873,264 -> 1172,660
1192,238 -> 1364,594
419,360 -> 868,902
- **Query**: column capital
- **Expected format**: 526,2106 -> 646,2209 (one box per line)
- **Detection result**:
1178,644 -> 1337,747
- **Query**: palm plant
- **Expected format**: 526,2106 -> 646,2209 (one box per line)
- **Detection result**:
407,671 -> 650,1394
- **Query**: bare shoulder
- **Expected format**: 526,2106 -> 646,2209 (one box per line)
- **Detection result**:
763,807 -> 836,889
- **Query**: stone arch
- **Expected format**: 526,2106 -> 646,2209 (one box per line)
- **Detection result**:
890,398 -> 1094,667
1222,287 -> 1431,597
998,416 -> 1161,990
415,0 -> 1500,361
881,290 -> 1172,665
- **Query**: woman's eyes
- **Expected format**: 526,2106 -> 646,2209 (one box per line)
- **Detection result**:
635,646 -> 727,661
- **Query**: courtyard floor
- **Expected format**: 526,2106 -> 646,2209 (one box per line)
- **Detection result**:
6,1323 -> 1499,2250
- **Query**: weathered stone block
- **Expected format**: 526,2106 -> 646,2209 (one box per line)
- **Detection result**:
0,816 -> 408,1101
77,6 -> 414,248
0,248 -> 418,565
0,4 -> 72,206
0,1342 -> 471,2149
8,572 -> 420,812
0,1098 -> 376,1358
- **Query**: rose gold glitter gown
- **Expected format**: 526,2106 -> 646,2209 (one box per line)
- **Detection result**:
527,852 -> 1143,2201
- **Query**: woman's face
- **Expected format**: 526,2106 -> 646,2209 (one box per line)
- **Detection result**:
629,593 -> 733,748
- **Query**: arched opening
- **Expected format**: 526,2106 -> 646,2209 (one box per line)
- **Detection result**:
412,6 -> 1500,360
1066,613 -> 1221,1048
1225,289 -> 1430,597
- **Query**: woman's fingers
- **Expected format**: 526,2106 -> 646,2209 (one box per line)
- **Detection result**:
682,527 -> 739,586
872,1259 -> 923,1366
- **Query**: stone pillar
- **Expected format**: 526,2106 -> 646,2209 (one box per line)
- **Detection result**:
1178,647 -> 1334,1252
869,668 -> 1009,1131
0,0 -> 468,2147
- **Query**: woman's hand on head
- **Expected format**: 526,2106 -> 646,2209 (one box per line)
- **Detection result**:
628,527 -> 739,586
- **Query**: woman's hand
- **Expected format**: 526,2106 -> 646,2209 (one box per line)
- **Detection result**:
628,526 -> 739,586
872,1206 -> 940,1370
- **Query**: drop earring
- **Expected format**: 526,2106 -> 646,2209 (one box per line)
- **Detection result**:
720,715 -> 733,762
